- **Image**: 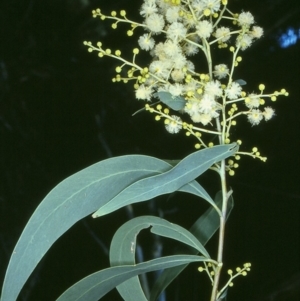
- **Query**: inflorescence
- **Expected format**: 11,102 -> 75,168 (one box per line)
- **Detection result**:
198,262 -> 251,297
83,0 -> 288,169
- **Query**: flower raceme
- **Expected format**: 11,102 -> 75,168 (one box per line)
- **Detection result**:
84,0 -> 288,164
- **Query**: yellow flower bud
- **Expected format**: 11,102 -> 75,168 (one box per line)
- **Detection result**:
204,8 -> 211,16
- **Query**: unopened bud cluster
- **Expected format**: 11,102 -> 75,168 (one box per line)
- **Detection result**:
198,262 -> 251,297
84,0 -> 288,160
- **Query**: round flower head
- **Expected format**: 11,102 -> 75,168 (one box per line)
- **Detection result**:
250,26 -> 264,39
172,52 -> 187,69
225,82 -> 242,99
199,94 -> 217,114
165,115 -> 182,134
171,69 -> 185,82
186,60 -> 195,72
183,42 -> 199,56
191,113 -> 212,125
263,107 -> 275,121
185,100 -> 201,116
145,13 -> 165,34
153,42 -> 167,60
166,6 -> 180,23
164,40 -> 181,58
202,0 -> 221,14
245,93 -> 260,108
196,20 -> 213,39
140,0 -> 158,17
166,22 -> 187,42
138,34 -> 155,51
149,60 -> 171,79
205,80 -> 222,97
184,79 -> 201,95
192,0 -> 205,16
247,109 -> 263,125
238,11 -> 255,27
215,27 -> 231,42
166,83 -> 184,97
135,84 -> 153,101
214,64 -> 229,79
236,34 -> 253,50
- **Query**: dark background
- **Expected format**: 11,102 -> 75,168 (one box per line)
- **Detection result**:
0,0 -> 299,300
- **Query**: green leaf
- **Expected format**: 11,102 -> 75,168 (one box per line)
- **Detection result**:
93,144 -> 237,217
178,180 -> 220,215
109,216 -> 210,301
0,155 -> 209,301
149,192 -> 234,301
56,255 -> 209,301
154,91 -> 186,111
235,79 -> 247,86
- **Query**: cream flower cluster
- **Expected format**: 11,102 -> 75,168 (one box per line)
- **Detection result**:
84,0 -> 288,159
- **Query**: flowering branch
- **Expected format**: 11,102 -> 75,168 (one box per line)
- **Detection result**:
83,0 -> 288,300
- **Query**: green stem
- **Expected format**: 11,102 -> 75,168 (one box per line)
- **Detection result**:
209,115 -> 230,301
210,158 -> 228,301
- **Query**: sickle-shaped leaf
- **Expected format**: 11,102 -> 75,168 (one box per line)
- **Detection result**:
149,191 -> 234,301
93,144 -> 238,217
154,91 -> 186,111
109,216 -> 210,301
0,155 -> 211,301
56,255 -> 211,301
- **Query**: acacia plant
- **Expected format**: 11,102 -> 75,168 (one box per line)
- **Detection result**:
1,0 -> 288,301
